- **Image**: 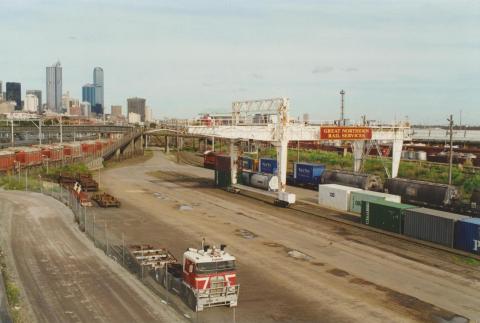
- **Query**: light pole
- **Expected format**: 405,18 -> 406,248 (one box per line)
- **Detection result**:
447,114 -> 454,185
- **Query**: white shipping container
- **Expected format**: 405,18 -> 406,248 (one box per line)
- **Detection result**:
318,184 -> 362,211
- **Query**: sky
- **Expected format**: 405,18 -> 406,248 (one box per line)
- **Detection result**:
0,0 -> 479,124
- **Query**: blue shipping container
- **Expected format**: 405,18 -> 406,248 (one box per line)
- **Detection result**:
294,163 -> 325,185
242,157 -> 253,170
259,158 -> 277,174
454,218 -> 480,255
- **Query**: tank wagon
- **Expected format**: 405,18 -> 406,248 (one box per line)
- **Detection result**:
321,170 -> 383,191
384,178 -> 460,208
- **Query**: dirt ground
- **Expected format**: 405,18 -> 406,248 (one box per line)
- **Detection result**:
88,148 -> 480,323
0,190 -> 186,323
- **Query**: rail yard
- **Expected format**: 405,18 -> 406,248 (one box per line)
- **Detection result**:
1,101 -> 480,322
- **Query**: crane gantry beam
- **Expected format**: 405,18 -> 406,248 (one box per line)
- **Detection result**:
184,97 -> 410,206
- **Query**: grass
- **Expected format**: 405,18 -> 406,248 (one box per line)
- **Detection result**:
452,255 -> 480,267
0,248 -> 23,322
0,175 -> 43,192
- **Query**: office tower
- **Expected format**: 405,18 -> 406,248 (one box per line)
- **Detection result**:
93,67 -> 104,115
82,84 -> 96,113
24,94 -> 39,112
0,81 -> 2,101
46,61 -> 62,112
26,90 -> 42,112
127,97 -> 146,121
6,82 -> 21,110
111,105 -> 122,117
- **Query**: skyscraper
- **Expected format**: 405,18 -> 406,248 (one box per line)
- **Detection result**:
6,82 -> 21,110
46,61 -> 62,112
26,90 -> 42,112
24,94 -> 39,112
0,81 -> 3,101
82,84 -> 96,113
93,67 -> 104,115
111,105 -> 122,117
127,97 -> 146,122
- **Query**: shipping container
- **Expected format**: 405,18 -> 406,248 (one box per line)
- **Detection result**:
454,218 -> 480,255
214,170 -> 231,188
40,145 -> 63,162
349,190 -> 401,214
259,158 -> 277,174
361,200 -> 416,234
0,151 -> 15,172
240,157 -> 254,171
294,162 -> 325,186
404,208 -> 469,247
318,184 -> 362,211
215,155 -> 231,172
240,172 -> 251,185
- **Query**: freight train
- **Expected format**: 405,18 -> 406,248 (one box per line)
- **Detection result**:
204,153 -> 480,217
0,139 -> 113,172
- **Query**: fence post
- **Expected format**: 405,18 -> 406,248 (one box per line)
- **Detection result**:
105,218 -> 109,255
122,233 -> 125,267
93,214 -> 96,246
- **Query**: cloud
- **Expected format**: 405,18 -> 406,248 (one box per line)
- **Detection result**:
251,73 -> 264,79
312,66 -> 334,74
344,67 -> 359,72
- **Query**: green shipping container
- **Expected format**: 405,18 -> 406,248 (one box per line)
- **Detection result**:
349,191 -> 402,214
361,200 -> 416,234
215,170 -> 231,188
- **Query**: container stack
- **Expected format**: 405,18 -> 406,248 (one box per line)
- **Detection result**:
349,190 -> 401,214
318,184 -> 362,212
215,156 -> 231,188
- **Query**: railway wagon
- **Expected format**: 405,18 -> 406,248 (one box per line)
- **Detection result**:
0,151 -> 15,172
384,178 -> 460,208
40,145 -> 63,162
81,141 -> 97,156
203,151 -> 217,169
321,169 -> 383,191
11,147 -> 43,167
63,143 -> 82,159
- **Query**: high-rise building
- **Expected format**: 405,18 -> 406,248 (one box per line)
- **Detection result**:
6,82 -> 21,110
46,61 -> 62,112
0,81 -> 3,101
26,90 -> 42,112
145,106 -> 152,122
80,101 -> 91,117
93,67 -> 104,115
24,94 -> 39,112
82,84 -> 96,113
111,105 -> 122,117
127,97 -> 146,122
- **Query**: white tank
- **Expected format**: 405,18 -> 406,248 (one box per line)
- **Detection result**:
250,173 -> 279,191
407,150 -> 416,160
416,151 -> 427,161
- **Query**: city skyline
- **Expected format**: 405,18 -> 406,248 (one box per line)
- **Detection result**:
0,1 -> 479,124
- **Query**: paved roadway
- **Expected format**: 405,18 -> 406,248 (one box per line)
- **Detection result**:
0,190 -> 186,323
90,149 -> 480,323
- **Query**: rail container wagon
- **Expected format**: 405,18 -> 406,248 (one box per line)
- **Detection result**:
40,145 -> 63,162
81,141 -> 97,156
384,178 -> 460,208
63,143 -> 82,159
321,169 -> 383,191
203,151 -> 217,169
11,147 -> 43,167
0,151 -> 15,172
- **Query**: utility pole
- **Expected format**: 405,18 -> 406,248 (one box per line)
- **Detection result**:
10,119 -> 14,147
447,114 -> 454,185
60,115 -> 63,144
340,90 -> 345,126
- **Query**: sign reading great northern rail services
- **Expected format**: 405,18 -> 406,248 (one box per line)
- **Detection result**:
320,127 -> 372,140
